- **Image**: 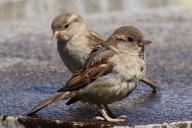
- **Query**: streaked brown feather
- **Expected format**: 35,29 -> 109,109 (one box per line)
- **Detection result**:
85,45 -> 114,68
27,92 -> 72,115
57,46 -> 114,92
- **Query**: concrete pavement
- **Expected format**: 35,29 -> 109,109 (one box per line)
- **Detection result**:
0,7 -> 192,127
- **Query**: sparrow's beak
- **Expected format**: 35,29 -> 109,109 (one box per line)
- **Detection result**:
52,31 -> 64,40
140,37 -> 152,46
52,31 -> 59,40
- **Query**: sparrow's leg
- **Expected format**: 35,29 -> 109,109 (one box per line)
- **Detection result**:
103,105 -> 117,118
95,105 -> 116,120
103,105 -> 127,119
95,104 -> 127,122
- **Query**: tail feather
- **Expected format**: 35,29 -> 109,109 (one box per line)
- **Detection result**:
27,92 -> 71,116
141,75 -> 159,92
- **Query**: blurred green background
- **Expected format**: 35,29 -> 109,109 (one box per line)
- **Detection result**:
0,0 -> 192,21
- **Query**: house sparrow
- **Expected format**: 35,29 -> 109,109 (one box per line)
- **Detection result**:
27,26 -> 153,122
52,12 -> 103,72
51,12 -> 158,92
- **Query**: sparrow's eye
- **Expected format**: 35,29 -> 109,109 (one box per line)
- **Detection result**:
127,36 -> 134,42
64,24 -> 69,29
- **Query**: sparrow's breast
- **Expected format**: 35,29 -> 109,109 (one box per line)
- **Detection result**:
57,40 -> 83,72
109,54 -> 146,80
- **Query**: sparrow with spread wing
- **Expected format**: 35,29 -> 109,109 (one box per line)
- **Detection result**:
51,13 -> 158,92
27,26 -> 154,122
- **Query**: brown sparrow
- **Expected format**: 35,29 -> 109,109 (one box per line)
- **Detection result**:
51,12 -> 103,72
27,26 -> 154,122
51,13 -> 158,92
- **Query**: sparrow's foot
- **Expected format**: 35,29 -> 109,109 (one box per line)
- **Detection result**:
95,115 -> 127,122
95,114 -> 127,121
100,108 -> 127,122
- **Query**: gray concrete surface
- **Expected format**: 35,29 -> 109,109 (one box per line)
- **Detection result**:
0,7 -> 192,126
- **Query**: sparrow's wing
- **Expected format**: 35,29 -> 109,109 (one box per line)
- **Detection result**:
85,45 -> 114,68
57,45 -> 114,92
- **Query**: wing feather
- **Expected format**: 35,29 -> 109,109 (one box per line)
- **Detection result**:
57,45 -> 114,92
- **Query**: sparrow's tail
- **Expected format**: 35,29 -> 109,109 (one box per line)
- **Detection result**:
141,75 -> 159,92
27,91 -> 73,116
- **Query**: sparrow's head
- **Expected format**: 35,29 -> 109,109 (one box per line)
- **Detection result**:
51,12 -> 88,41
106,26 -> 152,54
